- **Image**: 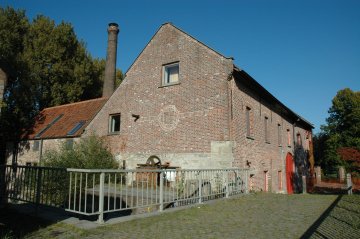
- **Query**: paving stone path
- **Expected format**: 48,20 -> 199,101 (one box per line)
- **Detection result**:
21,193 -> 360,238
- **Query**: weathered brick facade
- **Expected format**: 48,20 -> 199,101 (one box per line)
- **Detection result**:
85,23 -> 313,193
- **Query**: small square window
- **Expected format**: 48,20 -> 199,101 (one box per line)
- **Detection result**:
163,63 -> 179,85
109,114 -> 121,134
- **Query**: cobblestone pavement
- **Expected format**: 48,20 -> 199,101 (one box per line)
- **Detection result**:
23,193 -> 360,239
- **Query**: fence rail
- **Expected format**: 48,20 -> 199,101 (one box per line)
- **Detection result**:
0,165 -> 68,207
0,165 -> 249,223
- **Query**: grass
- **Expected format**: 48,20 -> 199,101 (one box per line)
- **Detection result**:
1,193 -> 359,238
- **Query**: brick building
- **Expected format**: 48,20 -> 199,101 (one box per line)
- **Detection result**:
6,98 -> 107,165
85,23 -> 314,193
6,23 -> 313,193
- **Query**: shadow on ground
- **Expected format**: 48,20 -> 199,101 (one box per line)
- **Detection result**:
0,203 -> 132,238
301,194 -> 360,238
0,205 -> 54,238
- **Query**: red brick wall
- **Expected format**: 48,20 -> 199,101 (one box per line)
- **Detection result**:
229,75 -> 311,192
86,23 -> 233,158
85,23 -> 313,192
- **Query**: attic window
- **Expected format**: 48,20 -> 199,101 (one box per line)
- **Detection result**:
35,114 -> 64,138
109,114 -> 120,134
67,121 -> 86,136
163,62 -> 179,85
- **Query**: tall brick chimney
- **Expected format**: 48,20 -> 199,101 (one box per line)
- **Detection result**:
102,23 -> 119,98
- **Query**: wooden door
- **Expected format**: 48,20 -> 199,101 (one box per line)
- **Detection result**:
286,153 -> 294,194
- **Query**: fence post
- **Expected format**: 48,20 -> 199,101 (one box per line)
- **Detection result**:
225,170 -> 229,198
346,173 -> 352,195
339,167 -> 345,183
97,172 -> 105,224
198,171 -> 202,204
159,170 -> 164,212
0,165 -> 5,207
315,166 -> 321,184
244,169 -> 249,194
302,175 -> 307,194
35,167 -> 43,213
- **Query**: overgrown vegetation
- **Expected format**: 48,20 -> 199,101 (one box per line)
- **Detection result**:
43,135 -> 118,169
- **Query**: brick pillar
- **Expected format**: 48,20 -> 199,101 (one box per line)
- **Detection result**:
339,166 -> 345,183
102,23 -> 119,98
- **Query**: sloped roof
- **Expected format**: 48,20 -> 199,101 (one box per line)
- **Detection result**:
24,98 -> 107,140
124,22 -> 233,76
233,66 -> 314,129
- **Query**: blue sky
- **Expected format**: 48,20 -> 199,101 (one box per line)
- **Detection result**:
2,0 -> 360,133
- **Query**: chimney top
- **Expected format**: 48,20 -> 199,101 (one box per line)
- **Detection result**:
108,23 -> 119,33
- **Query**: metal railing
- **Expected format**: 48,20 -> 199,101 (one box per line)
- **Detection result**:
66,168 -> 249,223
0,165 -> 249,223
0,165 -> 68,207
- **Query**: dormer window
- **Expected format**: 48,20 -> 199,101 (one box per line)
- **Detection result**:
163,62 -> 179,86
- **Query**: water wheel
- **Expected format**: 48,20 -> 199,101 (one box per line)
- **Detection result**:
146,155 -> 162,167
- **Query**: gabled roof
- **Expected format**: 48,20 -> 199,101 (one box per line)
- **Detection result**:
124,22 -> 233,76
233,66 -> 314,129
24,98 -> 107,140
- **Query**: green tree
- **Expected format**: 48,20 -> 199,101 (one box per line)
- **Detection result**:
0,7 -> 124,163
316,88 -> 360,173
43,135 -> 118,169
21,15 -> 104,109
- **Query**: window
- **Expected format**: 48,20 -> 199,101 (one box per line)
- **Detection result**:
278,171 -> 283,191
109,114 -> 121,134
65,139 -> 73,150
277,124 -> 282,146
246,107 -> 253,138
296,133 -> 302,146
163,63 -> 179,85
287,129 -> 291,147
35,114 -> 64,138
264,117 -> 269,143
264,171 -> 269,192
33,140 -> 40,151
67,121 -> 86,136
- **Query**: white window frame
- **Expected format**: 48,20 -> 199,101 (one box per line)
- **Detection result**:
109,114 -> 121,134
162,62 -> 179,86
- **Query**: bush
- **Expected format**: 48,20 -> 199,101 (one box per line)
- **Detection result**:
43,134 -> 118,169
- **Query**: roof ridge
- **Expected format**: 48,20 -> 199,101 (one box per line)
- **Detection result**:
124,22 -> 233,76
42,97 -> 107,111
164,22 -> 233,60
